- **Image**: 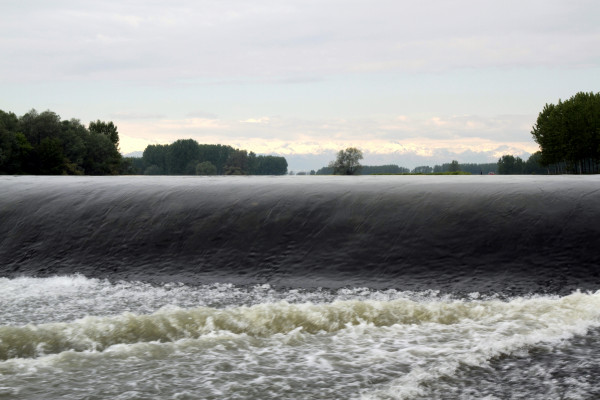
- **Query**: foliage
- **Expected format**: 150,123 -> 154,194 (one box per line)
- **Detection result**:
251,154 -> 288,175
122,156 -> 145,174
531,91 -> 600,173
361,165 -> 409,174
0,108 -> 123,175
139,139 -> 287,175
497,154 -> 524,175
144,165 -> 164,175
448,160 -> 460,172
196,161 -> 217,175
166,139 -> 200,174
522,151 -> 547,174
412,165 -> 433,174
89,120 -> 119,147
453,163 -> 498,175
316,164 -> 410,175
329,147 -> 363,175
142,144 -> 168,173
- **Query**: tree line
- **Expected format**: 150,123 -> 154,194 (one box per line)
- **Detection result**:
313,153 -> 546,175
0,108 -> 288,176
0,109 -> 123,175
134,139 -> 288,175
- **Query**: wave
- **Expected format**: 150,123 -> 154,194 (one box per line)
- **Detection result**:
1,175 -> 600,294
1,290 -> 599,361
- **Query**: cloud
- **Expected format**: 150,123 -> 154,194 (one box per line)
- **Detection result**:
116,113 -> 539,169
186,111 -> 219,119
240,117 -> 270,124
110,112 -> 166,120
2,0 -> 598,84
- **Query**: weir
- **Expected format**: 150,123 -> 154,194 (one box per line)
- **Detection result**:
1,175 -> 599,294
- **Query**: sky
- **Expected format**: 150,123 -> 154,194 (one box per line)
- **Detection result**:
1,0 -> 599,171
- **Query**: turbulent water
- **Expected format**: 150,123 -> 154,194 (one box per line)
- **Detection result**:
1,175 -> 600,399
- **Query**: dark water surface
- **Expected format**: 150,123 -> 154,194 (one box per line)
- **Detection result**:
1,175 -> 599,399
1,175 -> 599,294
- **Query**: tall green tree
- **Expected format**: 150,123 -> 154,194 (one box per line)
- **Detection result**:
82,131 -> 122,175
0,110 -> 31,174
497,154 -> 524,174
89,120 -> 119,148
531,91 -> 600,173
142,144 -> 168,174
166,139 -> 200,174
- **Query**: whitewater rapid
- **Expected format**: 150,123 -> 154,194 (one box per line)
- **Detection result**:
1,276 -> 599,399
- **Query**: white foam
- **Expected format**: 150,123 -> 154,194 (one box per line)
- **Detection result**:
1,276 -> 599,399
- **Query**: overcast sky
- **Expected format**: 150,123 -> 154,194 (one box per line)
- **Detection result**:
2,0 -> 599,170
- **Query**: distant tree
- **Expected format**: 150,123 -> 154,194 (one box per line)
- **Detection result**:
224,149 -> 249,175
144,165 -> 163,175
448,160 -> 460,172
120,157 -> 143,175
497,154 -> 524,175
166,139 -> 200,174
329,147 -> 363,175
251,155 -> 288,175
120,157 -> 144,175
310,170 -> 316,175
412,165 -> 433,174
523,151 -> 547,174
142,144 -> 168,174
359,165 -> 407,174
196,161 -> 217,175
458,163 -> 498,175
315,166 -> 333,175
197,144 -> 235,174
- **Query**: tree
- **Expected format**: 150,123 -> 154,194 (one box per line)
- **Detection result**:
38,137 -> 65,174
144,165 -> 163,175
82,131 -> 122,175
412,165 -> 433,174
224,149 -> 248,175
166,139 -> 200,174
252,155 -> 288,175
531,91 -> 600,173
89,120 -> 119,147
197,144 -> 235,174
329,147 -> 363,175
523,151 -> 547,174
142,144 -> 168,174
196,161 -> 217,175
497,154 -> 524,175
448,160 -> 460,172
360,165 -> 409,174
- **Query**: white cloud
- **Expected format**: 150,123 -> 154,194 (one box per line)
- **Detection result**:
1,0 -> 599,83
240,117 -> 270,124
116,113 -> 539,168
